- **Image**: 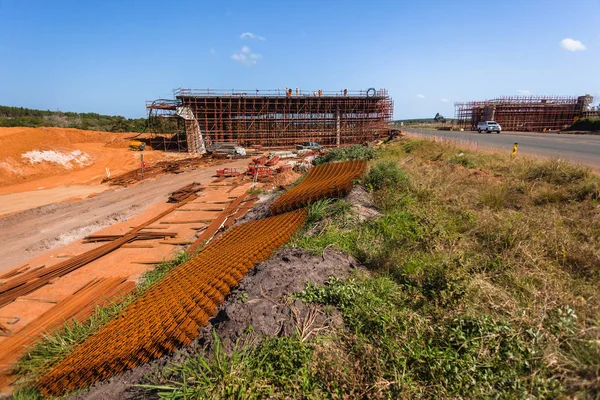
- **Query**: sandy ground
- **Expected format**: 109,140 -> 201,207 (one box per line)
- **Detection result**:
0,157 -> 250,272
0,127 -> 195,215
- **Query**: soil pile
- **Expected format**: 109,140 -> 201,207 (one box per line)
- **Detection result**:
0,127 -> 186,193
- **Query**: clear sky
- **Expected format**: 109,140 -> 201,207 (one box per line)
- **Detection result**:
1,0 -> 599,119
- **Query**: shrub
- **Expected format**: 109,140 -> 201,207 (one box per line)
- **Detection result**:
363,160 -> 409,192
524,159 -> 589,185
313,145 -> 376,165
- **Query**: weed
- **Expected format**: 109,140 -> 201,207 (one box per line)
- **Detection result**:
306,198 -> 334,223
524,159 -> 589,185
313,145 -> 376,166
448,153 -> 476,168
362,160 -> 409,192
141,332 -> 321,399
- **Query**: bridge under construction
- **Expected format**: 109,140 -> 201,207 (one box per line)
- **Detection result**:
146,88 -> 394,152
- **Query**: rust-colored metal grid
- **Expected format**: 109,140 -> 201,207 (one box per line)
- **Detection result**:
270,160 -> 366,215
0,277 -> 134,376
37,209 -> 306,396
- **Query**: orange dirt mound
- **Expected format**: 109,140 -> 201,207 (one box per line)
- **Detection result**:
0,127 -> 182,192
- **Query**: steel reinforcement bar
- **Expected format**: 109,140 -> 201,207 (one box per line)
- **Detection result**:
270,160 -> 367,215
37,209 -> 306,396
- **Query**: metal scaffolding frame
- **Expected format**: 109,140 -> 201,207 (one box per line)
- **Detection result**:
455,95 -> 593,132
147,88 -> 393,152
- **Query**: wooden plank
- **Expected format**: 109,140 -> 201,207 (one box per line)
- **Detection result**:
130,261 -> 164,265
121,244 -> 156,249
158,241 -> 193,245
159,220 -> 212,224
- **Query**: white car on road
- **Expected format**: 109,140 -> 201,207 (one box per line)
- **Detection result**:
477,121 -> 502,134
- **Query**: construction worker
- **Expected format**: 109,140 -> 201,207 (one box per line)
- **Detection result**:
343,89 -> 348,97
296,87 -> 299,96
288,88 -> 292,97
318,89 -> 322,97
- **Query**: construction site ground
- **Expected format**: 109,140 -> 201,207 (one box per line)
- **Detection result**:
0,157 -> 250,271
0,127 -> 205,216
0,126 -> 317,396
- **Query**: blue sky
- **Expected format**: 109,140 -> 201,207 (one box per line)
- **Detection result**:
1,0 -> 599,119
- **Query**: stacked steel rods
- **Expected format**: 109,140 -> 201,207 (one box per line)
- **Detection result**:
37,209 -> 306,396
270,160 -> 366,214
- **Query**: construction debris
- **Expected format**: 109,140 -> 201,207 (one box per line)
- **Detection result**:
0,196 -> 197,308
102,157 -> 225,186
168,182 -> 203,203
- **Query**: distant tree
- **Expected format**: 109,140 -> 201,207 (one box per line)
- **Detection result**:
434,113 -> 446,123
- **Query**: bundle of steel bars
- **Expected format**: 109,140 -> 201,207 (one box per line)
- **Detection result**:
0,277 -> 135,376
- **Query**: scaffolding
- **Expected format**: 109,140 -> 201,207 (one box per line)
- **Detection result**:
455,95 -> 593,132
147,88 -> 393,152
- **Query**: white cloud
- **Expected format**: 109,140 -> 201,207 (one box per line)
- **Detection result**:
240,32 -> 266,41
517,89 -> 531,95
440,98 -> 449,102
560,38 -> 586,51
231,46 -> 262,66
416,94 -> 425,99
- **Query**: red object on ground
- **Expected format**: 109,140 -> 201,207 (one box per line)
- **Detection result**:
247,165 -> 273,177
265,156 -> 280,166
216,168 -> 241,177
252,156 -> 267,165
277,164 -> 293,173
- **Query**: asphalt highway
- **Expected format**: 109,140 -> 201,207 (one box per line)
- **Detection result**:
404,129 -> 600,170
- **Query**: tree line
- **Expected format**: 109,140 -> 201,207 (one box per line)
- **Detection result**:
0,105 -> 147,132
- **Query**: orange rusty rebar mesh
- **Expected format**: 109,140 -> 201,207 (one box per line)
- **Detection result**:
37,209 -> 307,396
0,277 -> 135,385
146,88 -> 394,151
270,160 -> 367,215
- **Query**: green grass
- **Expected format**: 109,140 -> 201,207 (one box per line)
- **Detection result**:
289,139 -> 600,397
312,144 -> 376,166
140,332 -> 322,399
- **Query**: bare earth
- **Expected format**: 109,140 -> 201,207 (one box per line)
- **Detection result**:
0,158 -> 249,271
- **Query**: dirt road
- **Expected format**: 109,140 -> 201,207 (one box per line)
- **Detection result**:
0,158 -> 249,271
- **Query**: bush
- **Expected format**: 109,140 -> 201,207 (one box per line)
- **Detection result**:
566,118 -> 600,132
524,159 -> 589,185
363,160 -> 409,192
313,145 -> 376,166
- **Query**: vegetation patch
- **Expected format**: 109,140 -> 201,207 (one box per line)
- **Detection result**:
313,144 -> 376,165
0,105 -> 146,132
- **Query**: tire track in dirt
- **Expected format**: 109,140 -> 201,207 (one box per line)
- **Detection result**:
0,158 -> 249,271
